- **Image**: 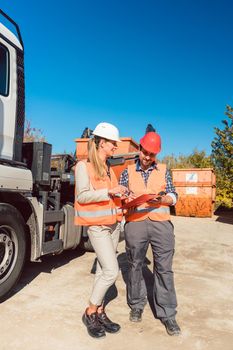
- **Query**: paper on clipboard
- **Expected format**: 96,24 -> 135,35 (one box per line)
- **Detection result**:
120,194 -> 158,210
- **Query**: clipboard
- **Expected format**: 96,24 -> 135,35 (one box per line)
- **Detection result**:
121,194 -> 159,210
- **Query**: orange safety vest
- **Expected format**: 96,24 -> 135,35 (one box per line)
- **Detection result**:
125,163 -> 170,222
74,161 -> 122,226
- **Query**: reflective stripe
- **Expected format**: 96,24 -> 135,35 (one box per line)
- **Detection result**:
128,206 -> 170,215
75,208 -> 116,218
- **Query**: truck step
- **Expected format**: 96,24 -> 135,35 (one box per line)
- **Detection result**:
42,239 -> 63,255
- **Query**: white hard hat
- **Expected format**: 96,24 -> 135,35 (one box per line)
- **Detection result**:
92,122 -> 121,142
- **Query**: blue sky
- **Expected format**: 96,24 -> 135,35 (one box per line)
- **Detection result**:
1,0 -> 233,157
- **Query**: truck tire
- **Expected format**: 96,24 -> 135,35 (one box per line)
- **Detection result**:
80,236 -> 94,252
0,204 -> 26,302
79,226 -> 94,252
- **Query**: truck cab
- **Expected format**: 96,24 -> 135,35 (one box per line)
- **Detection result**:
0,11 -> 83,301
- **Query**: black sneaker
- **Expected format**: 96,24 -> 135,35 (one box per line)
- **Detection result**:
82,311 -> 106,338
129,309 -> 143,322
98,311 -> 121,333
162,319 -> 181,336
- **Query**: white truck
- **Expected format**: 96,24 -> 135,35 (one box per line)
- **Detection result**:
0,10 -> 137,301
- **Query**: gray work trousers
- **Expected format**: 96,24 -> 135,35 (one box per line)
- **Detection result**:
124,219 -> 177,320
87,223 -> 120,306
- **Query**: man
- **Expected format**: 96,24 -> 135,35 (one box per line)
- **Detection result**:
119,131 -> 181,336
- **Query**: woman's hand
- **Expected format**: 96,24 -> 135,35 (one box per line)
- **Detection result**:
108,185 -> 128,197
125,191 -> 136,202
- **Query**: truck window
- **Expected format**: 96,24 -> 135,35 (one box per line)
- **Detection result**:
0,44 -> 9,96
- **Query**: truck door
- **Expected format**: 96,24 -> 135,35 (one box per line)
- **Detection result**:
0,22 -> 24,162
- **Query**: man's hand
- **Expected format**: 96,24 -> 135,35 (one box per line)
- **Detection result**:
160,195 -> 173,205
148,194 -> 173,206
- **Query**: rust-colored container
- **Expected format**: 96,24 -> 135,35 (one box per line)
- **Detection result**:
171,168 -> 216,217
75,137 -> 139,180
75,138 -> 90,160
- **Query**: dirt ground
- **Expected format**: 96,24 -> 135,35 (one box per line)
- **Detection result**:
0,214 -> 233,350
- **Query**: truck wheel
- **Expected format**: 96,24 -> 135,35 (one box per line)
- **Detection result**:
0,204 -> 26,302
80,237 -> 94,252
79,226 -> 94,252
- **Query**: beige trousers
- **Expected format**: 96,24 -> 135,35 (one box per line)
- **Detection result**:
87,222 -> 120,306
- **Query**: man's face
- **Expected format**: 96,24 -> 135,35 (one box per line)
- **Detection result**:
139,146 -> 156,170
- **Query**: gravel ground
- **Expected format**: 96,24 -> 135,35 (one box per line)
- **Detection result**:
0,215 -> 233,350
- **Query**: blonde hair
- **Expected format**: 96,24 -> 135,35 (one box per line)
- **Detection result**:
88,137 -> 107,179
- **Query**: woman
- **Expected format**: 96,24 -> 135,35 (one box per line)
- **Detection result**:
75,122 -> 127,339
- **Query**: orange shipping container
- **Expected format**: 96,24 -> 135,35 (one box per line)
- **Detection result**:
171,168 -> 216,217
75,137 -> 139,180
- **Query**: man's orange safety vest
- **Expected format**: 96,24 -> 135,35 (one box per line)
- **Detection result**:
74,161 -> 122,226
125,163 -> 170,222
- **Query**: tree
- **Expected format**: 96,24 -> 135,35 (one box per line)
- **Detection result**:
161,149 -> 212,169
211,105 -> 233,208
187,149 -> 212,168
23,119 -> 46,142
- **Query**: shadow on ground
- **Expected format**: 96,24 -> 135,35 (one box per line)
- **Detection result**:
7,248 -> 86,302
214,207 -> 233,225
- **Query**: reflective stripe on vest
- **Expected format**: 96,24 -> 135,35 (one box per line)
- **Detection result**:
75,207 -> 117,218
125,163 -> 170,222
74,161 -> 122,226
130,206 -> 170,215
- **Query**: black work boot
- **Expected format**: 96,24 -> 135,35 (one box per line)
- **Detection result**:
129,309 -> 143,322
161,319 -> 181,336
98,311 -> 121,333
82,311 -> 106,338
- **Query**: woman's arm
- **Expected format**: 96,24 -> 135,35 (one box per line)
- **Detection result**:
75,161 -> 109,204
